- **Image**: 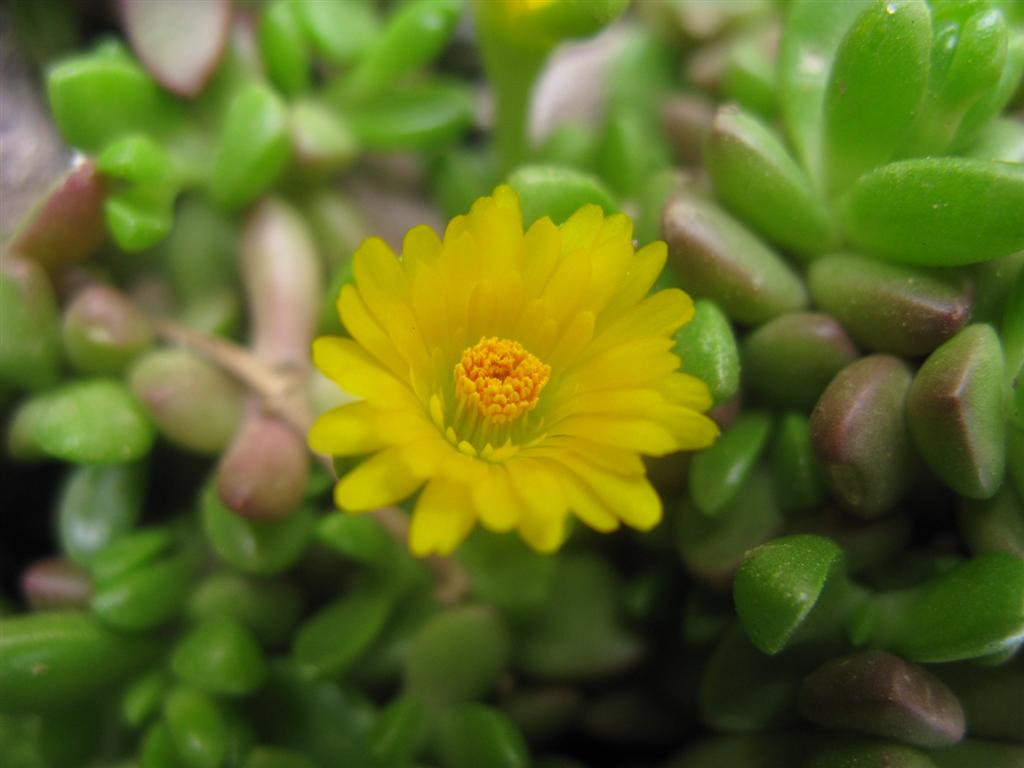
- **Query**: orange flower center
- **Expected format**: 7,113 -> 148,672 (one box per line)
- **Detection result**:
455,337 -> 551,425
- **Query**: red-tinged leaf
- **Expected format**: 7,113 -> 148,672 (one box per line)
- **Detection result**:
9,158 -> 106,271
120,0 -> 231,98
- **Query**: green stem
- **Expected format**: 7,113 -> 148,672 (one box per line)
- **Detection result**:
476,9 -> 550,177
489,49 -> 545,177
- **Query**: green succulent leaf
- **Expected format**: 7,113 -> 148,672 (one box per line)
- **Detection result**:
342,80 -> 474,150
33,379 -> 155,464
777,0 -> 872,182
823,0 -> 932,194
46,42 -> 182,152
210,83 -> 291,210
840,158 -> 1024,265
705,106 -> 835,257
734,534 -> 845,655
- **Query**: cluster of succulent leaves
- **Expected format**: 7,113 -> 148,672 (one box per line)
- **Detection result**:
1,0 -> 1023,767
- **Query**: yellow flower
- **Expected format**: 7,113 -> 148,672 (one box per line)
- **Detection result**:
309,186 -> 719,556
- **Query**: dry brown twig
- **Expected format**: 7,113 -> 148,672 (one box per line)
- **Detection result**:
151,312 -> 469,605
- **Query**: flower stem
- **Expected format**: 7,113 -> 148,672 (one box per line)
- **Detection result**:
475,9 -> 550,176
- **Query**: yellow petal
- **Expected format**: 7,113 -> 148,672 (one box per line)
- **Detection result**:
410,262 -> 453,355
590,289 -> 694,354
467,197 -> 522,279
308,401 -> 385,456
559,204 -> 604,252
552,414 -> 678,455
492,184 -> 523,221
409,479 -> 476,556
521,217 -> 561,298
582,236 -> 631,314
596,212 -> 633,247
471,465 -> 519,532
565,337 -> 679,392
657,406 -> 721,450
508,460 -> 568,553
556,454 -> 663,531
338,284 -> 408,377
548,387 -> 666,419
657,372 -> 714,412
599,240 -> 667,324
312,336 -> 420,410
517,505 -> 569,553
545,310 -> 595,370
353,237 -> 407,311
402,224 -> 443,274
334,447 -> 425,512
558,471 -> 619,532
541,245 -> 591,326
529,435 -> 646,476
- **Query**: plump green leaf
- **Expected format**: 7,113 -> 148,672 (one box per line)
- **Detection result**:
823,0 -> 932,193
953,25 -> 1024,150
47,42 -> 182,151
0,260 -> 62,392
292,585 -> 395,680
201,484 -> 314,575
189,574 -> 304,649
343,0 -> 462,102
771,413 -> 826,512
705,106 -> 834,257
96,134 -> 174,184
907,324 -> 1006,499
58,462 -> 145,566
247,663 -> 375,766
294,0 -> 379,65
699,622 -> 802,732
672,299 -> 740,406
436,705 -> 530,768
808,253 -> 972,356
32,379 -> 155,464
405,605 -> 509,704
290,100 -> 358,175
906,8 -> 1009,155
121,669 -> 169,728
368,695 -> 431,767
840,158 -> 1024,265
675,468 -> 783,586
777,0 -> 872,182
104,184 -> 176,252
0,612 -> 159,713
516,555 -> 640,680
741,312 -> 859,410
959,483 -> 1024,558
458,530 -> 554,617
663,193 -> 808,326
343,81 -> 474,150
508,165 -> 617,226
596,108 -> 671,198
172,617 -> 268,696
734,535 -> 845,655
810,355 -> 916,517
91,553 -> 192,630
89,528 -> 172,585
210,83 -> 291,209
689,412 -> 773,517
129,349 -> 244,456
163,686 -> 228,768
62,284 -> 155,375
866,553 -> 1024,662
259,0 -> 312,97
